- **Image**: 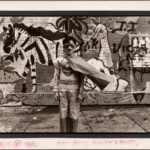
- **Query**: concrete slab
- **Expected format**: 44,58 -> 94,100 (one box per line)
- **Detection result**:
82,109 -> 145,132
12,118 -> 31,132
0,106 -> 45,115
12,107 -> 59,132
26,113 -> 59,132
20,93 -> 58,106
82,92 -> 98,105
97,93 -> 133,105
14,112 -> 92,132
123,107 -> 150,132
0,106 -> 149,133
78,112 -> 92,132
20,92 -> 142,106
0,116 -> 22,132
1,90 -> 149,106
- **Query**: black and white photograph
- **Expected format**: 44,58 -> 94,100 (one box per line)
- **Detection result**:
0,14 -> 150,133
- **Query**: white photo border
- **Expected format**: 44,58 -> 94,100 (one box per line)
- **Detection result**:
0,1 -> 149,149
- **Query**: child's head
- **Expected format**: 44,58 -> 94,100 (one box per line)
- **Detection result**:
63,36 -> 78,55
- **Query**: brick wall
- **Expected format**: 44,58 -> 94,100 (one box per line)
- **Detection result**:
0,17 -> 150,105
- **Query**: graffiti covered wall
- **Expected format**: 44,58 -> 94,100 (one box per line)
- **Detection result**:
0,16 -> 150,105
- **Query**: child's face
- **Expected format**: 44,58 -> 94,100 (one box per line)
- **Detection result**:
63,40 -> 77,55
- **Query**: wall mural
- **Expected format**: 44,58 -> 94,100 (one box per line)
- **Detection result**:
0,16 -> 150,105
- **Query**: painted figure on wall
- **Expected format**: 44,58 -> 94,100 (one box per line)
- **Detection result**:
83,17 -> 129,92
1,23 -> 66,93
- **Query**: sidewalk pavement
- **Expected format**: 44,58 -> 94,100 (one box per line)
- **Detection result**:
0,105 -> 149,133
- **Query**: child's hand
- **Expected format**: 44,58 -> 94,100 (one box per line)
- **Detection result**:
55,92 -> 60,102
77,92 -> 85,103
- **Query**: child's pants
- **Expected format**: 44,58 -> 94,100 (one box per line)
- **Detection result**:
58,90 -> 80,132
